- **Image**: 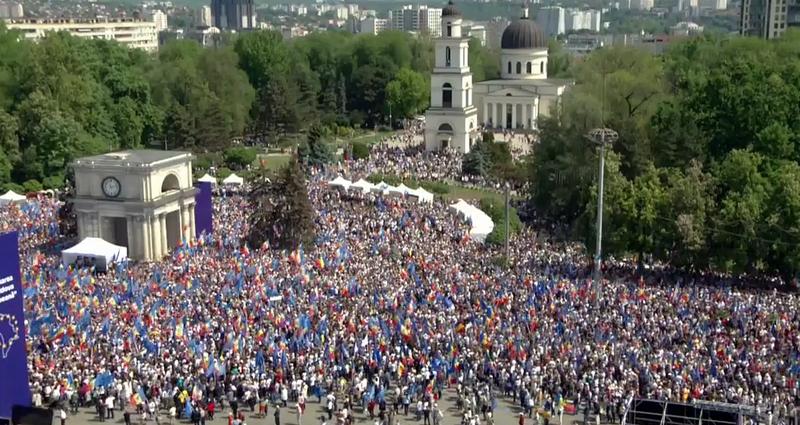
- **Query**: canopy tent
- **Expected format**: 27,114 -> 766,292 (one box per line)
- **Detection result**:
222,173 -> 244,185
62,237 -> 128,271
449,199 -> 495,242
388,183 -> 411,196
350,179 -> 375,193
370,181 -> 392,194
328,176 -> 352,191
0,190 -> 26,206
408,187 -> 434,203
197,174 -> 217,185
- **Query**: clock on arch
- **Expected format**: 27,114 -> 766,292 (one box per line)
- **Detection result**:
101,176 -> 121,198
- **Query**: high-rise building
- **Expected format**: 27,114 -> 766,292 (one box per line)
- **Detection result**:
565,9 -> 601,32
146,9 -> 168,32
740,0 -> 793,38
390,5 -> 443,36
211,0 -> 255,31
6,18 -> 158,51
198,5 -> 212,26
536,6 -> 565,37
360,16 -> 388,34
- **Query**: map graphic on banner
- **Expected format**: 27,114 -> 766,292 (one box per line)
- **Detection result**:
0,231 -> 32,419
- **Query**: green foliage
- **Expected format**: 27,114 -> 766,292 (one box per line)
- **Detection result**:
529,32 -> 800,279
22,179 -> 42,193
480,198 -> 522,245
351,142 -> 370,160
223,147 -> 258,170
3,182 -> 23,193
298,125 -> 334,167
386,68 -> 429,120
247,156 -> 316,250
42,175 -> 65,190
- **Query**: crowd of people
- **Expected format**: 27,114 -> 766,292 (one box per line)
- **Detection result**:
3,128 -> 800,425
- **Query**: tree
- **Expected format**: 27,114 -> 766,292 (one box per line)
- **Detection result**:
247,156 -> 315,250
462,140 -> 490,177
297,125 -> 334,167
223,146 -> 257,170
386,68 -> 429,120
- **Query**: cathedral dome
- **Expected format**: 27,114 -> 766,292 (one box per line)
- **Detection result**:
501,12 -> 547,49
442,0 -> 461,17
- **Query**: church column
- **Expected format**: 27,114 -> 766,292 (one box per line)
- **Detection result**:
159,213 -> 168,254
181,206 -> 191,242
532,101 -> 538,129
491,102 -> 497,128
511,103 -> 517,129
126,216 -> 135,256
483,100 -> 489,125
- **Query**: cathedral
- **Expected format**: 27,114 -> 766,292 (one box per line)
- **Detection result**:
473,4 -> 571,131
423,2 -> 571,153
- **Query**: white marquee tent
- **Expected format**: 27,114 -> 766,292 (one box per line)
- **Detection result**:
408,187 -> 434,203
350,179 -> 375,193
222,173 -> 244,185
0,190 -> 26,206
370,181 -> 393,194
62,237 -> 128,270
197,174 -> 217,185
388,183 -> 411,196
449,199 -> 495,242
328,176 -> 352,191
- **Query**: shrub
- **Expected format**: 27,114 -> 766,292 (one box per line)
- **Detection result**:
223,147 -> 258,170
216,167 -> 232,180
22,179 -> 43,193
351,142 -> 371,160
3,182 -> 24,193
42,175 -> 65,190
480,197 -> 522,236
420,181 -> 449,194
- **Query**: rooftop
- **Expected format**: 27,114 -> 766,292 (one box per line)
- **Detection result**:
73,150 -> 192,168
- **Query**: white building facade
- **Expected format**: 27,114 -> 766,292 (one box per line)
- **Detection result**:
360,16 -> 388,34
474,5 -> 571,131
72,150 -> 197,261
390,5 -> 443,36
6,18 -> 158,51
424,1 -> 478,153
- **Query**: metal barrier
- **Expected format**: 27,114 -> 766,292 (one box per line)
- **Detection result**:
623,398 -> 763,425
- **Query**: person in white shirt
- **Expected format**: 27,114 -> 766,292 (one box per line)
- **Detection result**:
106,395 -> 116,419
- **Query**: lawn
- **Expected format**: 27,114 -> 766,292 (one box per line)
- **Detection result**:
442,185 -> 507,204
256,153 -> 291,171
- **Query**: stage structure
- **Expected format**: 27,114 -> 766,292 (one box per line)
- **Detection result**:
72,150 -> 197,261
623,398 -> 764,425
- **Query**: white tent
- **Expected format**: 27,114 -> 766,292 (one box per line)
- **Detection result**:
328,176 -> 352,191
62,237 -> 128,271
197,174 -> 217,185
0,190 -> 26,206
388,183 -> 410,196
222,173 -> 244,185
408,187 -> 434,203
370,181 -> 391,194
449,200 -> 495,242
350,179 -> 375,193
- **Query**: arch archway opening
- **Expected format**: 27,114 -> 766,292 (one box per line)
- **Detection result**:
161,174 -> 180,193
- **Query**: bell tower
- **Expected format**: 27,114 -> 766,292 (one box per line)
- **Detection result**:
423,0 -> 478,153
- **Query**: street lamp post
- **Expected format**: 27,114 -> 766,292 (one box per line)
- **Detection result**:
586,127 -> 618,304
504,181 -> 510,262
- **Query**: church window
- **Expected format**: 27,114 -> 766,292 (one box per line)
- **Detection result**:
516,62 -> 522,74
507,61 -> 512,74
442,83 -> 453,108
446,47 -> 451,67
540,62 -> 544,74
447,23 -> 452,37
527,62 -> 532,73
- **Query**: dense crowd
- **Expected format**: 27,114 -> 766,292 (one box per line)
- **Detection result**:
2,131 -> 800,425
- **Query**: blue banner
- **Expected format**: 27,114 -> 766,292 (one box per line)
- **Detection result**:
0,231 -> 32,418
194,182 -> 213,237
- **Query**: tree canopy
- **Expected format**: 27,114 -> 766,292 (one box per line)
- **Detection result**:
528,30 -> 800,278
